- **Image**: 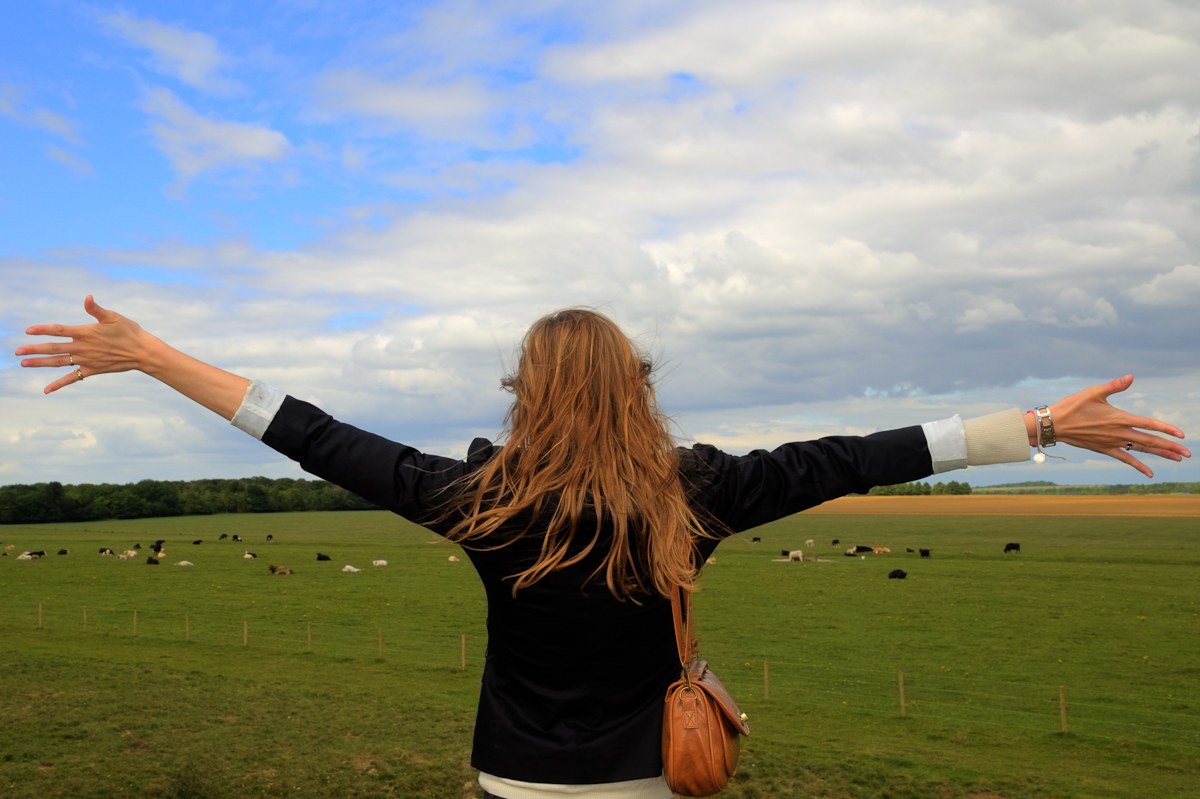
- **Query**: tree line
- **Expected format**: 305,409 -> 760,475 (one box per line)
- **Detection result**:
0,477 -> 382,525
866,480 -> 972,496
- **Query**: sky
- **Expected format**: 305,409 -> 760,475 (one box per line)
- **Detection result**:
2,0 -> 1198,489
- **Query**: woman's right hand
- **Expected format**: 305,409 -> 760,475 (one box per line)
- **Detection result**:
16,295 -> 251,421
16,295 -> 153,394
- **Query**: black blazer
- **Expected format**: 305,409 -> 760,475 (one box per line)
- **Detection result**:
262,395 -> 933,783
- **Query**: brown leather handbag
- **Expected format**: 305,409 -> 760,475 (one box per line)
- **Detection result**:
662,586 -> 750,797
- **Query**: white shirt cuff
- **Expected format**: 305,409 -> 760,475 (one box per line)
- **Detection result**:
230,379 -> 286,441
921,415 -> 968,474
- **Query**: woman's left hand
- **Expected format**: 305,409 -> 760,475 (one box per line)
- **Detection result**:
1036,375 -> 1190,478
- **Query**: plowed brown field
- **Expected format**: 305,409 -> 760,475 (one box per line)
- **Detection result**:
807,493 -> 1200,516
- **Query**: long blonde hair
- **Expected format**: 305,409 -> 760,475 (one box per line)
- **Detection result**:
444,308 -> 708,599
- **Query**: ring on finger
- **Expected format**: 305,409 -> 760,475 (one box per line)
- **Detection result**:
1125,441 -> 1134,451
75,368 -> 84,382
69,354 -> 75,366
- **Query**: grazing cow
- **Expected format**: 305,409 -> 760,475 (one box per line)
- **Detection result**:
99,548 -> 114,556
266,535 -> 273,542
373,560 -> 388,567
193,540 -> 203,545
174,561 -> 194,567
146,557 -> 159,565
831,539 -> 840,547
1004,542 -> 1021,554
244,551 -> 257,559
786,550 -> 803,562
58,549 -> 69,555
133,543 -> 141,549
219,534 -> 228,540
919,548 -> 931,559
906,548 -> 915,553
888,569 -> 907,579
152,540 -> 165,550
342,564 -> 360,572
448,555 -> 460,563
232,535 -> 242,543
316,553 -> 331,561
268,564 -> 293,575
805,539 -> 815,548
751,537 -> 761,543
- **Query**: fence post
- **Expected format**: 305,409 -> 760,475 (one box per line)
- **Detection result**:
1059,686 -> 1069,733
898,671 -> 907,717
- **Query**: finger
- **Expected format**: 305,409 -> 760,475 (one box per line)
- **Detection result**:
85,295 -> 113,323
19,355 -> 72,368
16,342 -> 71,358
23,323 -> 78,339
43,370 -> 84,395
1094,374 -> 1134,401
1111,449 -> 1154,479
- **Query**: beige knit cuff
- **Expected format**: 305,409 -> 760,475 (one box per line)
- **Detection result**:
964,408 -> 1031,466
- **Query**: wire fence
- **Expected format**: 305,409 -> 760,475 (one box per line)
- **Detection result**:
5,600 -> 1197,755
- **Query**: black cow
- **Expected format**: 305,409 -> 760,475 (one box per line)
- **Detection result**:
919,548 -> 931,558
266,535 -> 273,542
29,550 -> 47,559
751,537 -> 761,543
58,549 -> 69,555
316,553 -> 331,561
99,547 -> 114,555
146,556 -> 159,565
232,535 -> 242,542
854,545 -> 874,554
193,540 -> 203,545
831,539 -> 840,547
888,569 -> 907,579
219,534 -> 228,540
1004,542 -> 1021,554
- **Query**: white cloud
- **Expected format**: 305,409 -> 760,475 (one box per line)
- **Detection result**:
310,68 -> 491,139
1126,264 -> 1200,306
955,297 -> 1026,332
0,82 -> 84,144
44,145 -> 96,177
101,10 -> 243,95
138,87 -> 291,192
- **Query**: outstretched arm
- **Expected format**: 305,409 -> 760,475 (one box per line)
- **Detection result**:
1025,375 -> 1189,479
15,295 -> 250,421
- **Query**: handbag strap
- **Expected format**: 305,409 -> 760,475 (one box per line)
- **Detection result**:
670,585 -> 694,666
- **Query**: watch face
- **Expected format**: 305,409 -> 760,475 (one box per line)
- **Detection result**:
1034,452 -> 1046,464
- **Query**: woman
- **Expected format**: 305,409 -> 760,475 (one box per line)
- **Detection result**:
17,297 -> 1190,799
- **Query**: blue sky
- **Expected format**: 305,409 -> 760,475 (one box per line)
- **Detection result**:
3,0 -> 1199,488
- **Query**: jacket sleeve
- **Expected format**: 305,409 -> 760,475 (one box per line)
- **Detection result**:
260,394 -> 492,525
685,426 -> 932,534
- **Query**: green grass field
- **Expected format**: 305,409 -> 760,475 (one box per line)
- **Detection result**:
2,510 -> 1197,798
